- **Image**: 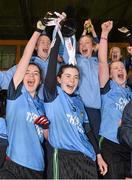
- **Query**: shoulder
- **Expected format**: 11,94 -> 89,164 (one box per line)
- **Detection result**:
101,80 -> 111,95
7,79 -> 23,100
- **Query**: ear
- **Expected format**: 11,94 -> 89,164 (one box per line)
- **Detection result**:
57,76 -> 61,84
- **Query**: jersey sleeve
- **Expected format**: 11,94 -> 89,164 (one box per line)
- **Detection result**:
7,78 -> 23,100
0,65 -> 16,89
44,32 -> 61,103
100,80 -> 111,95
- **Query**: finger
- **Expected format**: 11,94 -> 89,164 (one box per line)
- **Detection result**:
34,116 -> 46,124
38,118 -> 48,124
102,166 -> 107,176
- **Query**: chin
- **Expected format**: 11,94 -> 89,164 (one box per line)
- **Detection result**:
119,81 -> 126,87
67,90 -> 74,95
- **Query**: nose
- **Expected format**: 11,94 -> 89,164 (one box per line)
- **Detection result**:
70,77 -> 75,83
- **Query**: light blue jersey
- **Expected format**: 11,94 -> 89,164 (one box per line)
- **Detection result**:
76,54 -> 101,108
6,80 -> 45,171
0,66 -> 16,89
0,117 -> 7,139
62,37 -> 101,109
44,86 -> 96,161
100,80 -> 132,143
0,55 -> 61,101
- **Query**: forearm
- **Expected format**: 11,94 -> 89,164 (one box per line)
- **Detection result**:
14,31 -> 41,87
45,32 -> 61,93
98,20 -> 113,88
98,31 -> 109,63
87,130 -> 100,155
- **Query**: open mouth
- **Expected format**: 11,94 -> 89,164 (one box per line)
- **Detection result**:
43,49 -> 48,53
67,85 -> 74,91
118,74 -> 124,80
27,80 -> 34,86
82,49 -> 88,54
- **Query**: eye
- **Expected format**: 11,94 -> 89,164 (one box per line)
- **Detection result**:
112,67 -> 118,70
65,74 -> 70,78
25,72 -> 30,75
34,72 -> 40,76
74,76 -> 79,80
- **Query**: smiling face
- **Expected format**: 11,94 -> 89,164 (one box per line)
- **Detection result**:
57,66 -> 79,95
110,61 -> 127,87
23,64 -> 41,97
78,35 -> 94,58
35,35 -> 51,60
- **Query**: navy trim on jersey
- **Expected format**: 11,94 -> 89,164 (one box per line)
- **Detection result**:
7,79 -> 23,100
100,80 -> 110,95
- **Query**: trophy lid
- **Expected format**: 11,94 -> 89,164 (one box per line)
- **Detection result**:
61,18 -> 77,37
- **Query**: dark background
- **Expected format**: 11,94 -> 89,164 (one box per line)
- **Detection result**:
0,0 -> 132,42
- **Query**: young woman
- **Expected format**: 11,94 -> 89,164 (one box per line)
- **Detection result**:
0,23 -> 49,179
62,23 -> 101,140
98,20 -> 132,179
42,31 -> 107,179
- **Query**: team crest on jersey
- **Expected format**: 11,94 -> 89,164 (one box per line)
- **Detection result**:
115,97 -> 129,112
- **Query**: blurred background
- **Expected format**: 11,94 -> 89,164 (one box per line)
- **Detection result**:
0,0 -> 132,69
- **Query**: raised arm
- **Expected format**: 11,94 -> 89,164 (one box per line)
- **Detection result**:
82,19 -> 99,42
13,20 -> 45,89
44,32 -> 61,93
13,32 -> 41,89
98,20 -> 113,88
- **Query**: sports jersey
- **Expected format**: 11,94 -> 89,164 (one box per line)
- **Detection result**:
62,37 -> 101,109
0,56 -> 47,100
0,117 -> 7,139
76,54 -> 101,108
100,80 -> 132,143
44,86 -> 96,161
6,79 -> 45,171
0,55 -> 60,100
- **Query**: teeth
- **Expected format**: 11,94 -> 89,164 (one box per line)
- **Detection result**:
28,81 -> 34,85
67,85 -> 73,89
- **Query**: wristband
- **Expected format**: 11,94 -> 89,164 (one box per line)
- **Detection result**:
101,37 -> 107,40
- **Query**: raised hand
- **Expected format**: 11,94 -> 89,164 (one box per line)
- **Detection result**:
84,19 -> 93,33
36,19 -> 46,33
101,20 -> 113,35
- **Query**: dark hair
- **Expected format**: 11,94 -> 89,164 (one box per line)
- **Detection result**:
79,35 -> 95,45
57,64 -> 80,78
29,62 -> 44,84
33,34 -> 51,56
39,33 -> 51,41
